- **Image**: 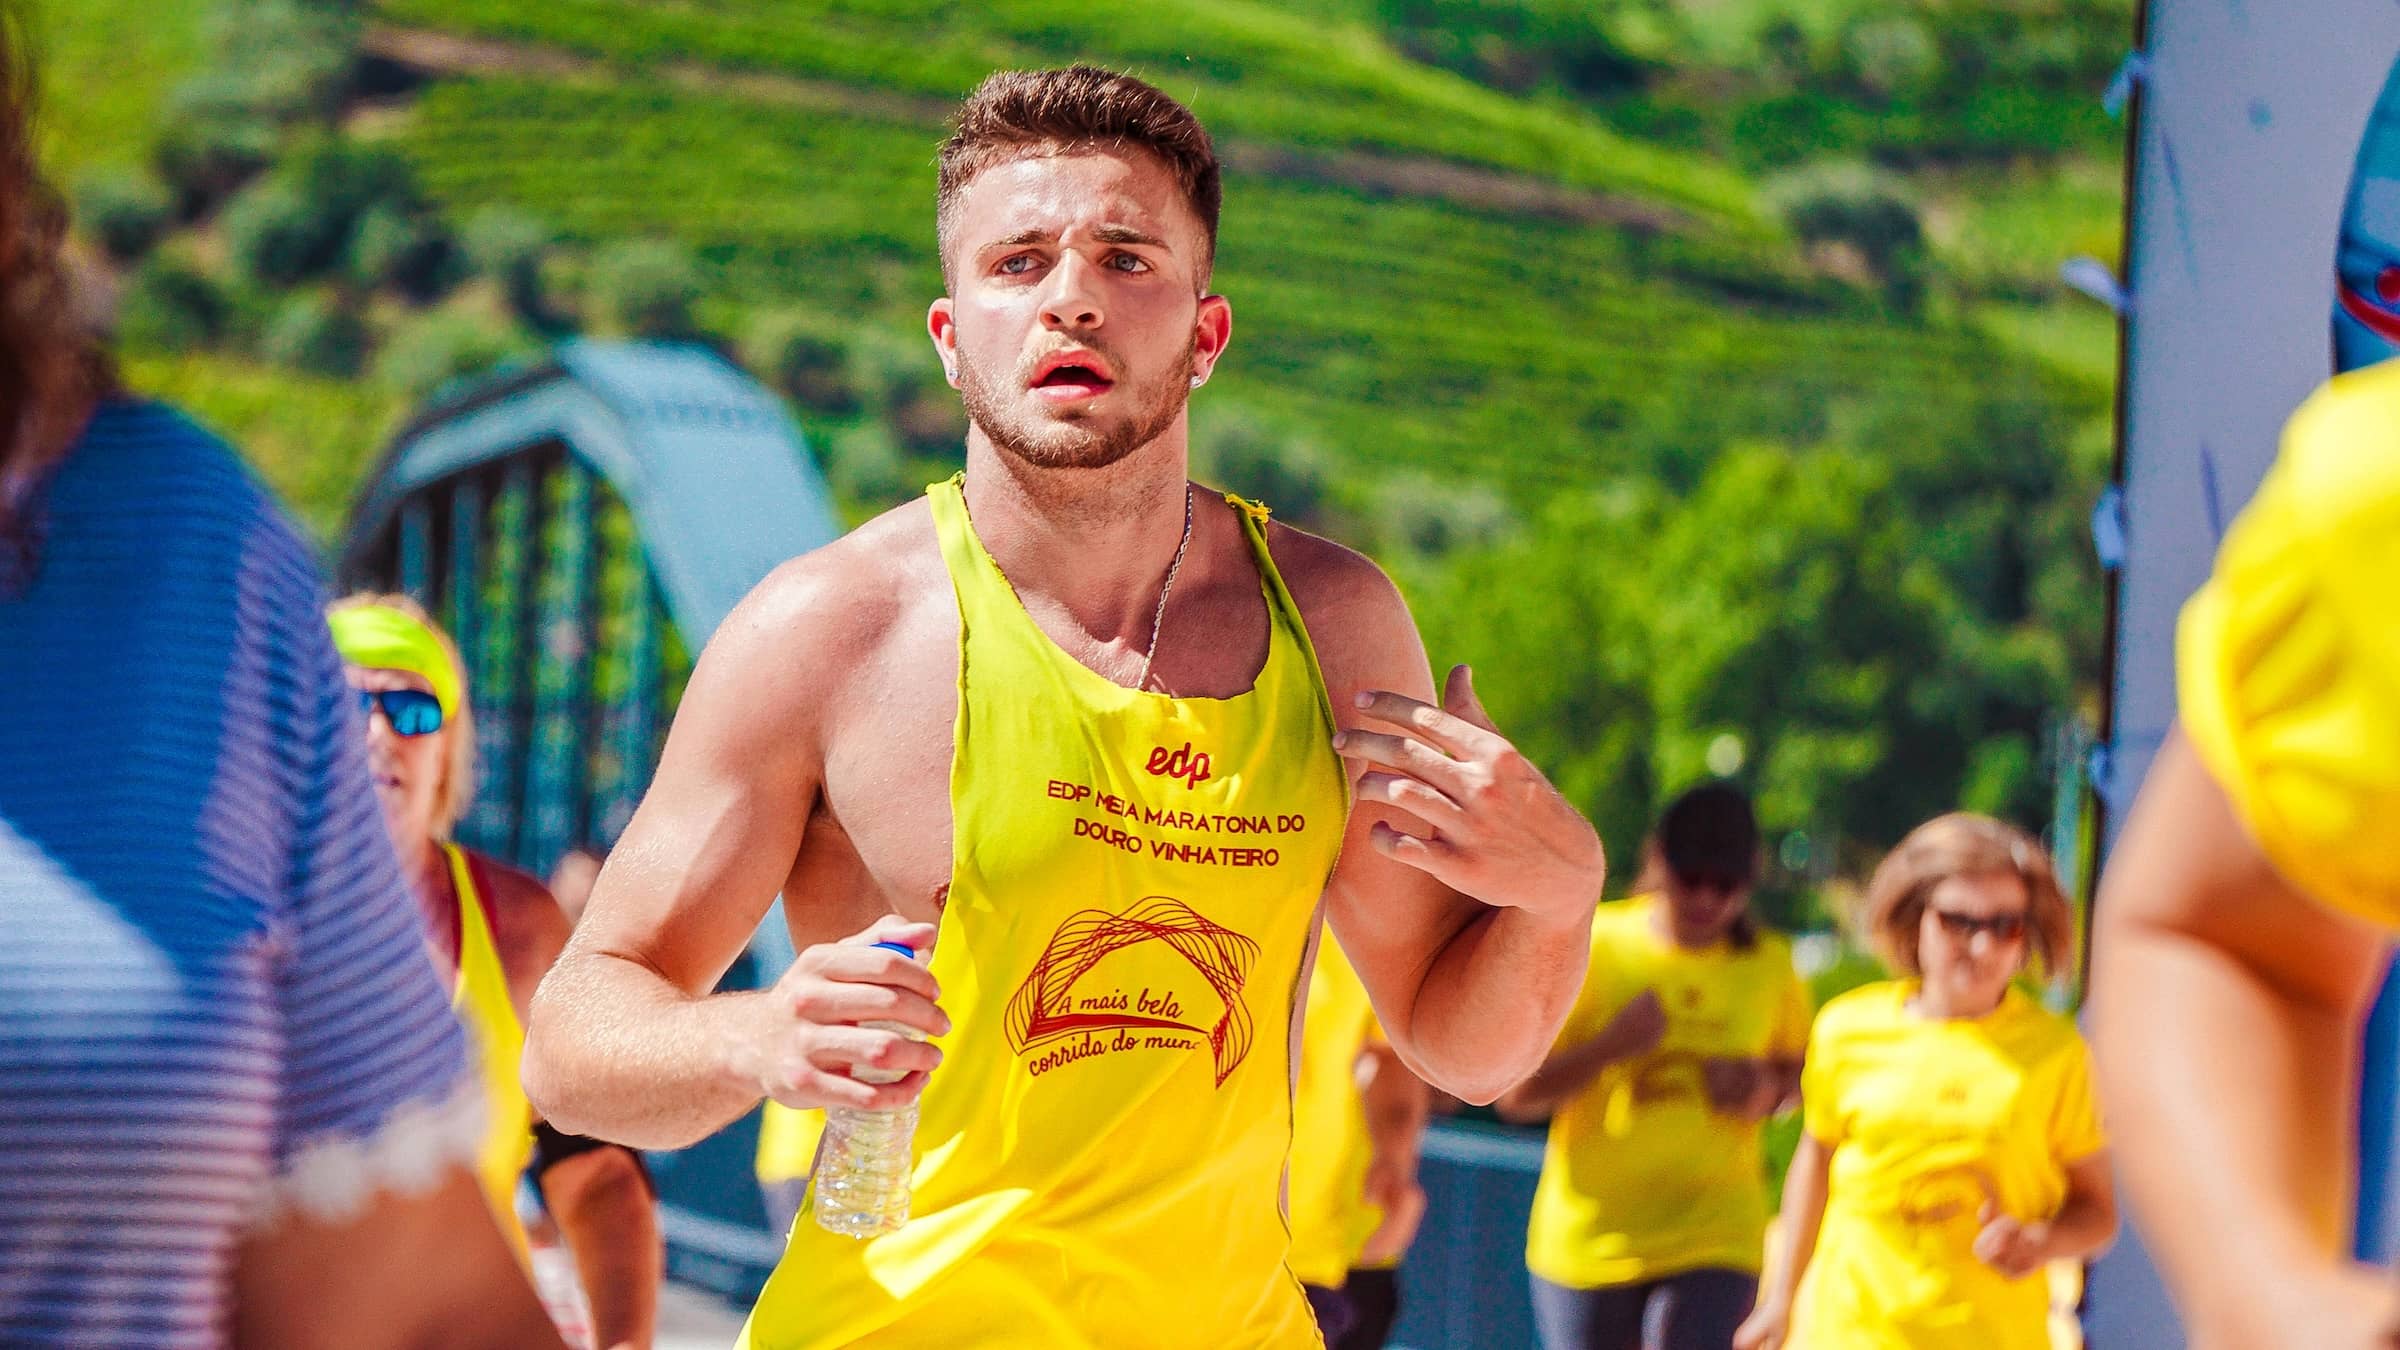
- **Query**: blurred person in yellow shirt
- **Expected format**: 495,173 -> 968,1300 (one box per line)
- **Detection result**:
1498,782 -> 1807,1350
2093,362 -> 2400,1348
754,1101 -> 824,1238
1736,814 -> 2116,1350
1290,936 -> 1433,1348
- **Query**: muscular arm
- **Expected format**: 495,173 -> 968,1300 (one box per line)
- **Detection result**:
2092,730 -> 2395,1347
1285,530 -> 1603,1103
523,558 -> 943,1148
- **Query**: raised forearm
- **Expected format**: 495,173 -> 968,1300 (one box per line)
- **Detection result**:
544,1149 -> 663,1350
2040,1185 -> 2117,1266
1494,1034 -> 1622,1121
1403,905 -> 1592,1104
524,951 -> 773,1149
1767,1058 -> 1803,1114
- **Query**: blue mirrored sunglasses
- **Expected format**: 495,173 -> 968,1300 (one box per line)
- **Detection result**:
356,688 -> 445,737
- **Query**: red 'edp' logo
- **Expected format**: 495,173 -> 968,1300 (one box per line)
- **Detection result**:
1145,741 -> 1212,789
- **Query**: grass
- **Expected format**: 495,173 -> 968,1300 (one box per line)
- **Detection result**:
35,0 -> 2116,539
1969,300 -> 2117,390
121,349 -> 405,541
373,0 -> 1768,228
1928,157 -> 2124,297
392,73 -> 2047,501
28,0 -> 209,181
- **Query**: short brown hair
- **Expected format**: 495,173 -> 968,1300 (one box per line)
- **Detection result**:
936,65 -> 1223,286
1857,813 -> 2075,980
328,592 -> 478,837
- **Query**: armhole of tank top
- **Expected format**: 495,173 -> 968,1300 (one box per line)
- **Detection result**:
1238,505 -> 1350,813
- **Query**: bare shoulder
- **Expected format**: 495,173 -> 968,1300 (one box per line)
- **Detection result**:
1262,518 -> 1427,696
692,498 -> 949,734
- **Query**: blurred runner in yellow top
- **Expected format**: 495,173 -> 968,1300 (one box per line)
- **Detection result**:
2095,360 -> 2400,1349
754,1101 -> 823,1236
329,595 -> 663,1350
1500,783 -> 1806,1350
521,66 -> 1610,1350
1288,937 -> 1431,1350
1741,815 -> 2116,1350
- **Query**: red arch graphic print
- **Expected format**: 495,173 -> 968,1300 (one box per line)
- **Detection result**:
1005,896 -> 1261,1087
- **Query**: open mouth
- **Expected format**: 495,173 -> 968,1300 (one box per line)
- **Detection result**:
1029,350 -> 1116,401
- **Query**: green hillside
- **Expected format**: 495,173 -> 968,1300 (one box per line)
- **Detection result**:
29,0 -> 2133,888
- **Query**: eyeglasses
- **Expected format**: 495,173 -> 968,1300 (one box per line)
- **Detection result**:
1929,909 -> 2026,943
356,688 -> 445,737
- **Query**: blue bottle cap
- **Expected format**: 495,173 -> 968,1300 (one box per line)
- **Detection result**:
870,940 -> 920,959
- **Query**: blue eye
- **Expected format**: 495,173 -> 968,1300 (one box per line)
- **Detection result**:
1108,253 -> 1148,273
998,255 -> 1035,275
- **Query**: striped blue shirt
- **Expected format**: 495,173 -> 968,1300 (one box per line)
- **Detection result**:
0,402 -> 474,1347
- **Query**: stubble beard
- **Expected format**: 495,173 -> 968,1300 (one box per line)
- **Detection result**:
956,335 -> 1196,471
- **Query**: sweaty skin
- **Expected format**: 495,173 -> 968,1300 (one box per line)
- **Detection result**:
525,144 -> 1605,1151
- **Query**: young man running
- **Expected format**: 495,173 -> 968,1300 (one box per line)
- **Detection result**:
524,66 -> 1605,1348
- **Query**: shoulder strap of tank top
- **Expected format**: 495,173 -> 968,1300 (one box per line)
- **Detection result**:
442,841 -> 508,1011
1223,493 -> 1342,735
927,473 -> 1028,641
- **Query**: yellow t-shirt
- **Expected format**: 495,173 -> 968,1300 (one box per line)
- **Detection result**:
1794,981 -> 2106,1350
2178,360 -> 2400,928
1287,936 -> 1387,1289
1525,895 -> 1810,1288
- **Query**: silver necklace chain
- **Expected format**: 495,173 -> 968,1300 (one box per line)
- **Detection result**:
1136,485 -> 1195,691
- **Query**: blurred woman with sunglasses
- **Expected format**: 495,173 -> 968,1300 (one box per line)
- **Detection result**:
328,594 -> 662,1350
0,5 -> 565,1343
1734,814 -> 2116,1350
1498,781 -> 1810,1350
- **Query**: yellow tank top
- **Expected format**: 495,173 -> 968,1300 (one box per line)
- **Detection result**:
445,842 -> 535,1242
742,477 -> 1350,1349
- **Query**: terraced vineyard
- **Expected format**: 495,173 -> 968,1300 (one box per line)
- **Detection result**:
29,0 -> 2133,865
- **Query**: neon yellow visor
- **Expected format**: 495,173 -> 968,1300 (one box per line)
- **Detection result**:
327,604 -> 463,719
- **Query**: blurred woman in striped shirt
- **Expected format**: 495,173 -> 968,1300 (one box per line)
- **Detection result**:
0,7 -> 565,1345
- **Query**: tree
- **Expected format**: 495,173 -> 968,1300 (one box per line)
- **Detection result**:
74,170 -> 173,264
588,238 -> 704,338
463,206 -> 556,322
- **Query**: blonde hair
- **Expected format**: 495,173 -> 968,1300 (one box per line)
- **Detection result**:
328,591 -> 476,836
1857,813 -> 2075,981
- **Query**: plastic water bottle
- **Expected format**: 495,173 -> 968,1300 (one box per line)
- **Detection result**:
812,940 -> 925,1238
